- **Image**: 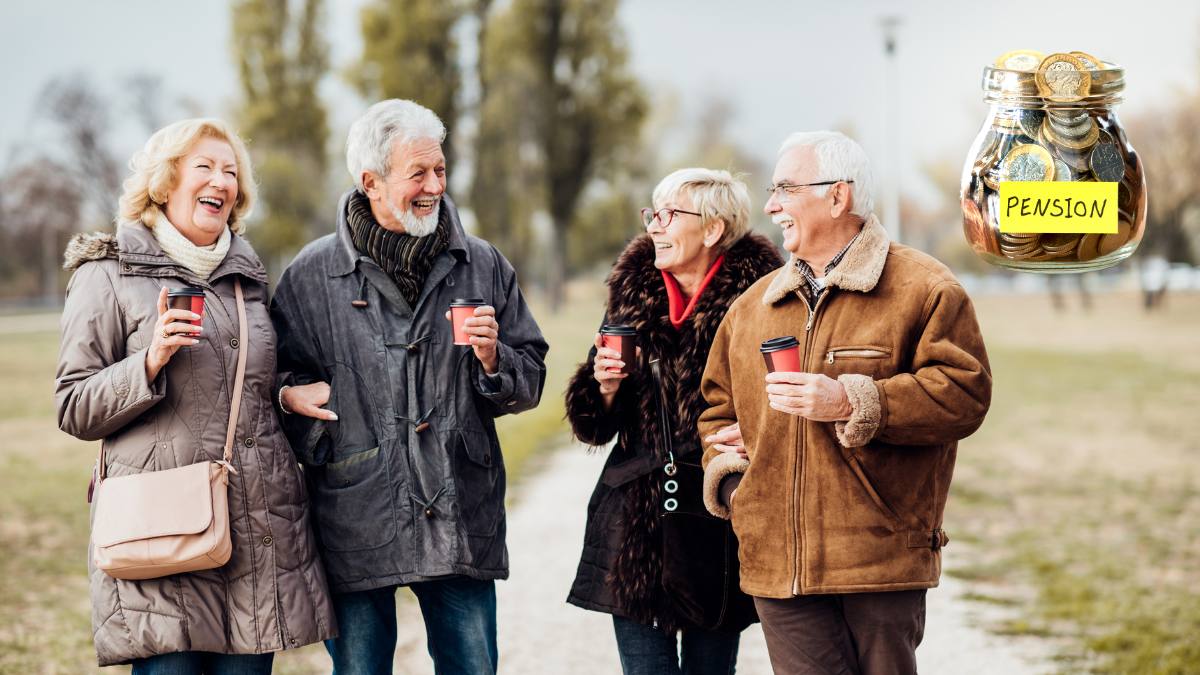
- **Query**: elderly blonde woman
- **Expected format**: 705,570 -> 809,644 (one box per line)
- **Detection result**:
57,118 -> 335,673
565,168 -> 782,674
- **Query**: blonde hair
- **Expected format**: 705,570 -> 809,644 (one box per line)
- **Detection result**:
118,118 -> 257,232
652,167 -> 751,251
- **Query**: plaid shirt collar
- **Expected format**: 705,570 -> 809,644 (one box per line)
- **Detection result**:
795,232 -> 860,299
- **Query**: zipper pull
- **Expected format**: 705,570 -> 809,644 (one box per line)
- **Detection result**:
826,351 -> 835,364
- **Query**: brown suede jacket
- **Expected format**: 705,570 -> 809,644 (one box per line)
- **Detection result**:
699,215 -> 991,598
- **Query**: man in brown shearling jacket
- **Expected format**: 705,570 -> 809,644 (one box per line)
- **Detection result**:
698,131 -> 991,675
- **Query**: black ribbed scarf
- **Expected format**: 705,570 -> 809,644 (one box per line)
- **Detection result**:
346,190 -> 449,305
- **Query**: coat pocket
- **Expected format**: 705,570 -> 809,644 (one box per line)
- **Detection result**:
450,429 -> 503,538
823,345 -> 893,378
311,445 -> 398,552
843,450 -> 905,530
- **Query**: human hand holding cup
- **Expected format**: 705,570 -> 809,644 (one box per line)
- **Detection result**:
447,299 -> 500,374
146,286 -> 204,381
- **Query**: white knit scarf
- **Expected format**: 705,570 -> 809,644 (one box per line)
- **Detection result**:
150,211 -> 231,280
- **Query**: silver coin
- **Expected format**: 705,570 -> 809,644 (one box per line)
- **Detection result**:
1089,135 -> 1124,182
1053,158 -> 1074,181
1046,109 -> 1089,126
1018,109 -> 1046,137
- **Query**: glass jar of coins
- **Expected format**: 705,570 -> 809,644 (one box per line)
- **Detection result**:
960,50 -> 1147,272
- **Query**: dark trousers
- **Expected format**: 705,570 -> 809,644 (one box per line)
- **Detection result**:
131,652 -> 273,675
612,615 -> 741,675
326,576 -> 498,675
753,590 -> 926,675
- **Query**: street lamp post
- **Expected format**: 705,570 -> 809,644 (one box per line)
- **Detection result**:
880,16 -> 902,243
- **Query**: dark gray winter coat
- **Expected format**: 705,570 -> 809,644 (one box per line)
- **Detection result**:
270,191 -> 548,593
57,225 -> 336,666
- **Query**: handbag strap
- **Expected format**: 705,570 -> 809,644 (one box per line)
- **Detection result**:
648,358 -> 676,468
223,277 -> 249,465
96,279 -> 249,482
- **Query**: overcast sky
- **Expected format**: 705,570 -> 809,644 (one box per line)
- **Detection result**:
2,0 -> 1197,208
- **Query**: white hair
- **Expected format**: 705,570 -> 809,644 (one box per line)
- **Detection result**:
652,168 -> 752,251
345,99 -> 446,190
778,131 -> 875,218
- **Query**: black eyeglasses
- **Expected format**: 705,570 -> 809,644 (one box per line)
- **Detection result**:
766,180 -> 854,200
640,207 -> 701,229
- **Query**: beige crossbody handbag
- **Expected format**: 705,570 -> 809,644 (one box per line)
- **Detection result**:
90,278 -> 248,580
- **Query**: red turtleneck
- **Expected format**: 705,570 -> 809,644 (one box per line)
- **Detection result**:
662,254 -> 725,328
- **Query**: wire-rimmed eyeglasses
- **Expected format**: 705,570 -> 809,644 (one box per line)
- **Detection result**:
766,179 -> 854,200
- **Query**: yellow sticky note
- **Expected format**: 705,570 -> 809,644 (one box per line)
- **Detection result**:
998,181 -> 1119,234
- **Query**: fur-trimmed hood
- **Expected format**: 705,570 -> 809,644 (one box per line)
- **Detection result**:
63,231 -> 118,271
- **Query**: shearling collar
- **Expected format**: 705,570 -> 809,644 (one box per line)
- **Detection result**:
762,214 -> 890,305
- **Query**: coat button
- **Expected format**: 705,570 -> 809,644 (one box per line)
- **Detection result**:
244,437 -> 256,448
262,535 -> 273,546
405,343 -> 419,353
230,337 -> 240,349
424,508 -> 434,518
483,453 -> 492,465
122,264 -> 132,272
415,421 -> 430,434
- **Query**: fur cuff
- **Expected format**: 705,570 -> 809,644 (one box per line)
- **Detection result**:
703,452 -> 750,520
835,374 -> 881,448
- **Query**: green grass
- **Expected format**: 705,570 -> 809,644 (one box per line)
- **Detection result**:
944,292 -> 1200,674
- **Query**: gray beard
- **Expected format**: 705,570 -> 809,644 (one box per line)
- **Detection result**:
390,199 -> 441,237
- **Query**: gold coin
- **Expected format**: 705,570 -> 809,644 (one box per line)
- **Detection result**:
1036,53 -> 1092,102
1076,233 -> 1101,261
999,143 -> 1055,182
1040,233 -> 1079,255
995,49 -> 1046,71
1069,51 -> 1104,71
961,197 -> 997,255
1097,220 -> 1133,256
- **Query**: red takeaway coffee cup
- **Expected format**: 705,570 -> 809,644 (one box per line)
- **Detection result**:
760,336 -> 801,373
167,287 -> 205,328
450,298 -> 486,346
599,324 -> 637,374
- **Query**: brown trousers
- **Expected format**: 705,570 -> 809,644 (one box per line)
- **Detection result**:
753,590 -> 926,675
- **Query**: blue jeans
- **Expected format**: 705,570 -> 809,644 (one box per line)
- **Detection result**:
130,651 -> 273,675
613,615 -> 741,675
326,577 -> 498,675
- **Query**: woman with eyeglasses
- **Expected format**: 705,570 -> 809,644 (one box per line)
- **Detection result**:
565,168 -> 782,674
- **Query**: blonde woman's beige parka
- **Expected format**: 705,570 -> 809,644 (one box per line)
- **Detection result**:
57,225 -> 336,666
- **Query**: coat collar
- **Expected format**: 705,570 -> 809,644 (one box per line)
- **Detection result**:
607,232 -> 782,329
60,221 -> 271,285
330,189 -> 470,277
762,214 -> 890,305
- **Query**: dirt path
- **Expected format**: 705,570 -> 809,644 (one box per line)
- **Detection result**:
389,442 -> 1053,674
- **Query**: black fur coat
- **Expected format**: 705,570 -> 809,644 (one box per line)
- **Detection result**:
565,232 -> 782,631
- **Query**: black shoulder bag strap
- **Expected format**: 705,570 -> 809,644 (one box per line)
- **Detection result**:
649,358 -> 681,511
